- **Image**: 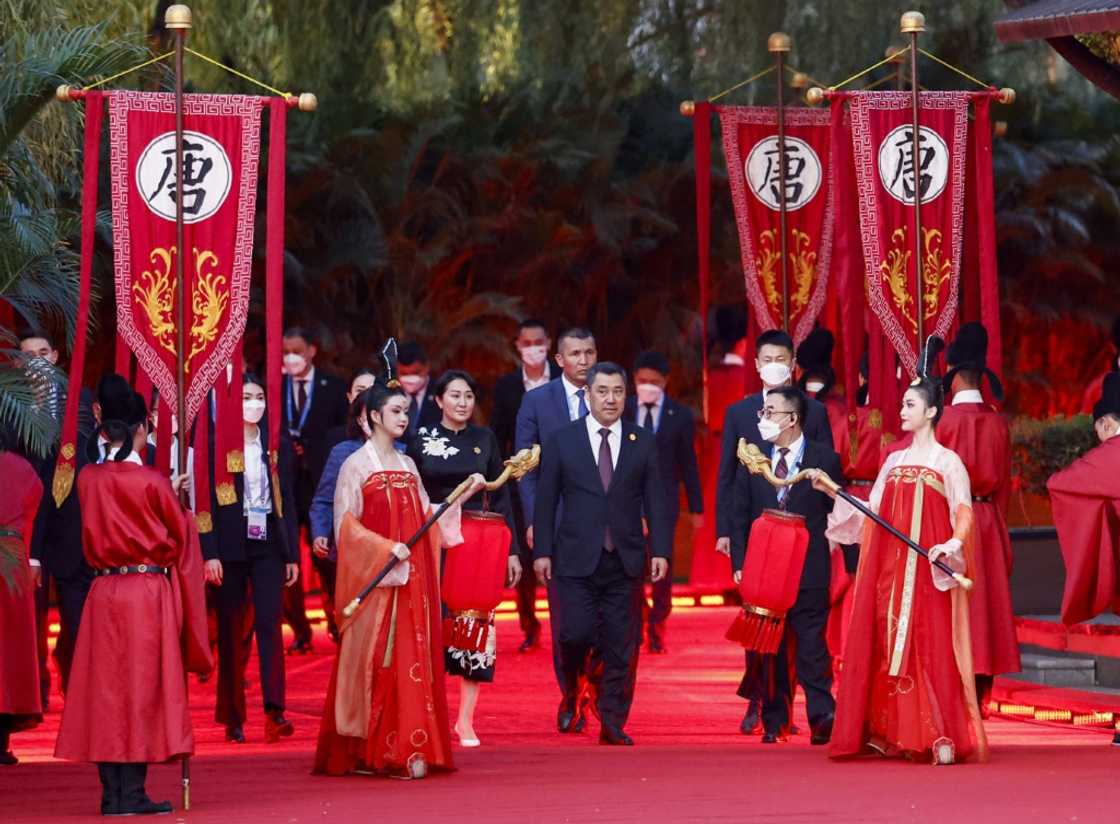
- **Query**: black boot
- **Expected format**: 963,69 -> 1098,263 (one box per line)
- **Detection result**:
117,763 -> 171,816
97,763 -> 120,816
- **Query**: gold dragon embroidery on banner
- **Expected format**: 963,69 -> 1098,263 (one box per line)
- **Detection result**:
132,246 -> 229,373
879,227 -> 952,334
755,228 -> 816,322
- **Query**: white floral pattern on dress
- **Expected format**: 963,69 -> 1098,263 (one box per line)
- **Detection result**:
418,428 -> 460,460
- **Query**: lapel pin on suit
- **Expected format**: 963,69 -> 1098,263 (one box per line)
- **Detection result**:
628,433 -> 637,441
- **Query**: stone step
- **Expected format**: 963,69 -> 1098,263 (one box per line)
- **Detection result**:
1017,652 -> 1096,688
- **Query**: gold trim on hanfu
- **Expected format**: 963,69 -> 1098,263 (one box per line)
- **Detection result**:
226,449 -> 245,473
869,409 -> 883,429
215,482 -> 237,506
195,511 -> 214,533
742,603 -> 785,620
61,442 -> 76,460
52,461 -> 76,507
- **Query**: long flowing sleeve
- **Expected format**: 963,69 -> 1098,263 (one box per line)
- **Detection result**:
333,449 -> 368,546
825,451 -> 896,545
402,454 -> 465,548
928,447 -> 972,592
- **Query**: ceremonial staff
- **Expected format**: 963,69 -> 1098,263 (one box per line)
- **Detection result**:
341,445 -> 541,619
901,10 -> 926,348
736,439 -> 972,590
769,31 -> 792,331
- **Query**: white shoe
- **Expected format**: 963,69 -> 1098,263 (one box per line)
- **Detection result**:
454,723 -> 481,748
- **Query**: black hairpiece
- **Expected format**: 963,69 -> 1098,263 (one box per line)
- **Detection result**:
913,335 -> 945,384
380,338 -> 401,389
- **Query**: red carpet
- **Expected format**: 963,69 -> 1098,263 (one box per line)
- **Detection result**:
2,605 -> 1117,823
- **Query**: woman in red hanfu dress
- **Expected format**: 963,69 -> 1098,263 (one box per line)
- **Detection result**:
313,375 -> 483,780
814,372 -> 988,765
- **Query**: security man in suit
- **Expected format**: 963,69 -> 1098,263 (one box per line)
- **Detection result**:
490,318 -> 561,651
280,326 -> 349,654
729,386 -> 840,746
624,351 -> 702,654
715,328 -> 834,734
397,341 -> 443,442
533,362 -> 669,746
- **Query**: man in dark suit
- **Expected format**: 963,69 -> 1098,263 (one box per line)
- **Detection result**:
397,341 -> 442,442
279,326 -> 349,653
20,329 -> 96,704
515,327 -> 597,695
624,351 -> 702,654
715,328 -> 834,734
729,386 -> 840,745
490,319 -> 561,651
534,362 -> 669,746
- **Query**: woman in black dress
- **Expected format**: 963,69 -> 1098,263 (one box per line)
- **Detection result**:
408,369 -> 521,747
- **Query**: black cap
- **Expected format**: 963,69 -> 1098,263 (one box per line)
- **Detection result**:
1093,373 -> 1120,421
942,322 -> 1003,402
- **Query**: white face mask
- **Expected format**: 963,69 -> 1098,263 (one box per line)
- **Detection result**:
635,383 -> 663,405
399,374 -> 427,395
283,353 -> 308,376
805,380 -> 825,394
759,362 -> 792,387
757,417 -> 783,442
519,344 -> 548,368
243,399 -> 266,424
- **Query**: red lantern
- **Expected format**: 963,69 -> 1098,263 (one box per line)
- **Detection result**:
726,509 -> 810,654
441,511 -> 511,652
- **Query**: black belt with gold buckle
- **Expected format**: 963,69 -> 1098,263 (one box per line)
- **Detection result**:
95,564 -> 171,577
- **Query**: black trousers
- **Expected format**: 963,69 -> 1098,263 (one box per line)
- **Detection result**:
759,587 -> 835,733
216,533 -> 286,727
97,762 -> 150,809
645,510 -> 678,634
553,549 -> 643,730
511,488 -> 540,638
34,562 -> 93,696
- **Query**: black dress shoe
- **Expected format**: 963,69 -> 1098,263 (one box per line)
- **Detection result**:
761,731 -> 785,744
648,636 -> 667,654
557,695 -> 578,733
739,699 -> 761,735
810,715 -> 834,746
225,725 -> 246,743
266,711 -> 295,743
518,629 -> 539,653
599,724 -> 634,746
286,638 -> 312,655
114,796 -> 172,816
0,750 -> 17,766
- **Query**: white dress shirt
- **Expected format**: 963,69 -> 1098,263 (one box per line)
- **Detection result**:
291,365 -> 316,416
639,395 -> 664,432
522,367 -> 551,393
770,434 -> 805,476
586,414 -> 621,470
952,389 -> 984,405
243,429 -> 273,514
562,375 -> 588,422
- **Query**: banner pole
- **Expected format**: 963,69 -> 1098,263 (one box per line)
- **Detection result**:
166,5 -> 193,810
769,32 -> 792,332
902,11 -> 926,352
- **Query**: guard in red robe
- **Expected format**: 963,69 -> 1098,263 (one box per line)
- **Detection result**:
0,444 -> 44,765
939,323 -> 1021,701
54,384 -> 210,816
1049,374 -> 1120,638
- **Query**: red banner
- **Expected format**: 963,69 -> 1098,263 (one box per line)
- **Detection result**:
719,106 -> 834,345
848,91 -> 970,377
108,91 -> 262,429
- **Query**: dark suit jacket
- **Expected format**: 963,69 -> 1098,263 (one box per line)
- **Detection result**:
533,419 -> 670,579
729,437 -> 843,591
715,390 -> 834,540
624,394 -> 703,524
405,388 -> 443,441
515,377 -> 583,524
281,368 -> 349,511
490,363 -> 562,457
200,422 -> 298,564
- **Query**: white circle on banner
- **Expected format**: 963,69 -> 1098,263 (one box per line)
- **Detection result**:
135,130 -> 232,224
745,135 -> 821,212
877,125 -> 949,205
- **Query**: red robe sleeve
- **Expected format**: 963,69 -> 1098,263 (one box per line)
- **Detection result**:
152,480 -> 212,674
1047,437 -> 1120,625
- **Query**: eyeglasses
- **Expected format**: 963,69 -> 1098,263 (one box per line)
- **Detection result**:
757,409 -> 796,420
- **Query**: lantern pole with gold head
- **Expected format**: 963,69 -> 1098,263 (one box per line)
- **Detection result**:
901,10 -> 926,349
340,445 -> 542,619
735,439 -> 973,590
769,31 -> 792,331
